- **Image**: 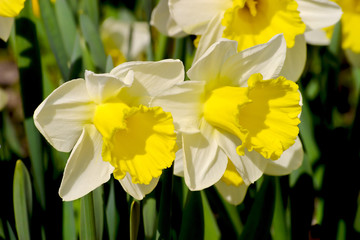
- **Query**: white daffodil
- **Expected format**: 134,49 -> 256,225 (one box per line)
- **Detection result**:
153,35 -> 303,204
0,0 -> 26,41
151,0 -> 342,81
101,18 -> 151,66
150,0 -> 186,37
34,60 -> 185,201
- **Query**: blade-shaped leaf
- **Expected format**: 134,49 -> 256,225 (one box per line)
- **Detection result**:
239,176 -> 275,240
13,160 -> 32,240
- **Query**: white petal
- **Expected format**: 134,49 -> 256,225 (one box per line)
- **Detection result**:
173,149 -> 184,176
169,0 -> 231,35
264,137 -> 304,175
119,173 -> 160,200
297,0 -> 342,30
182,120 -> 228,190
214,130 -> 267,185
130,22 -> 151,59
220,34 -> 287,86
59,124 -> 114,201
345,49 -> 360,68
215,181 -> 248,205
0,16 -> 13,41
150,0 -> 187,37
34,79 -> 95,152
304,29 -> 330,46
110,59 -> 184,97
151,81 -> 205,133
279,35 -> 307,82
193,13 -> 225,63
85,70 -> 133,104
188,39 -> 237,82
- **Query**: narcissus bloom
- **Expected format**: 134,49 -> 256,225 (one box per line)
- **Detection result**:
101,19 -> 151,66
0,0 -> 25,41
306,0 -> 360,66
34,60 -> 184,201
152,0 -> 342,80
154,35 -> 303,202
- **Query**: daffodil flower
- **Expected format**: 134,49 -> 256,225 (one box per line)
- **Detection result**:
101,18 -> 151,65
306,1 -> 360,66
151,0 -> 342,80
154,35 -> 303,200
34,60 -> 184,201
0,0 -> 25,41
150,0 -> 186,37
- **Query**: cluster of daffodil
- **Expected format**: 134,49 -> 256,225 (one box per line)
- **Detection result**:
29,0 -> 345,207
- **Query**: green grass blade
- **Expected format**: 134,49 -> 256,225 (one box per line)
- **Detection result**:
39,0 -> 70,80
13,160 -> 32,240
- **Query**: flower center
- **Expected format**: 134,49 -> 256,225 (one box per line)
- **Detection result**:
93,102 -> 177,185
221,0 -> 306,51
203,73 -> 301,160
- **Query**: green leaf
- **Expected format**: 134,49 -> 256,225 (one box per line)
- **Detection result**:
63,202 -> 77,240
55,0 -> 77,58
15,0 -> 46,209
13,160 -> 32,240
179,191 -> 204,240
239,176 -> 276,240
156,166 -> 173,240
68,33 -> 84,80
105,55 -> 114,73
3,112 -> 26,157
143,196 -> 156,240
106,180 -> 120,240
93,186 -> 104,240
79,0 -> 99,27
80,192 -> 97,240
201,192 -> 220,240
130,201 -> 140,240
39,0 -> 70,80
79,14 -> 107,72
271,177 -> 290,240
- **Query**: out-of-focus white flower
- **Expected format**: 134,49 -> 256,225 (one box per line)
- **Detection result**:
0,0 -> 26,41
101,18 -> 151,65
306,1 -> 360,67
34,60 -> 185,201
151,0 -> 342,81
155,34 -> 303,205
